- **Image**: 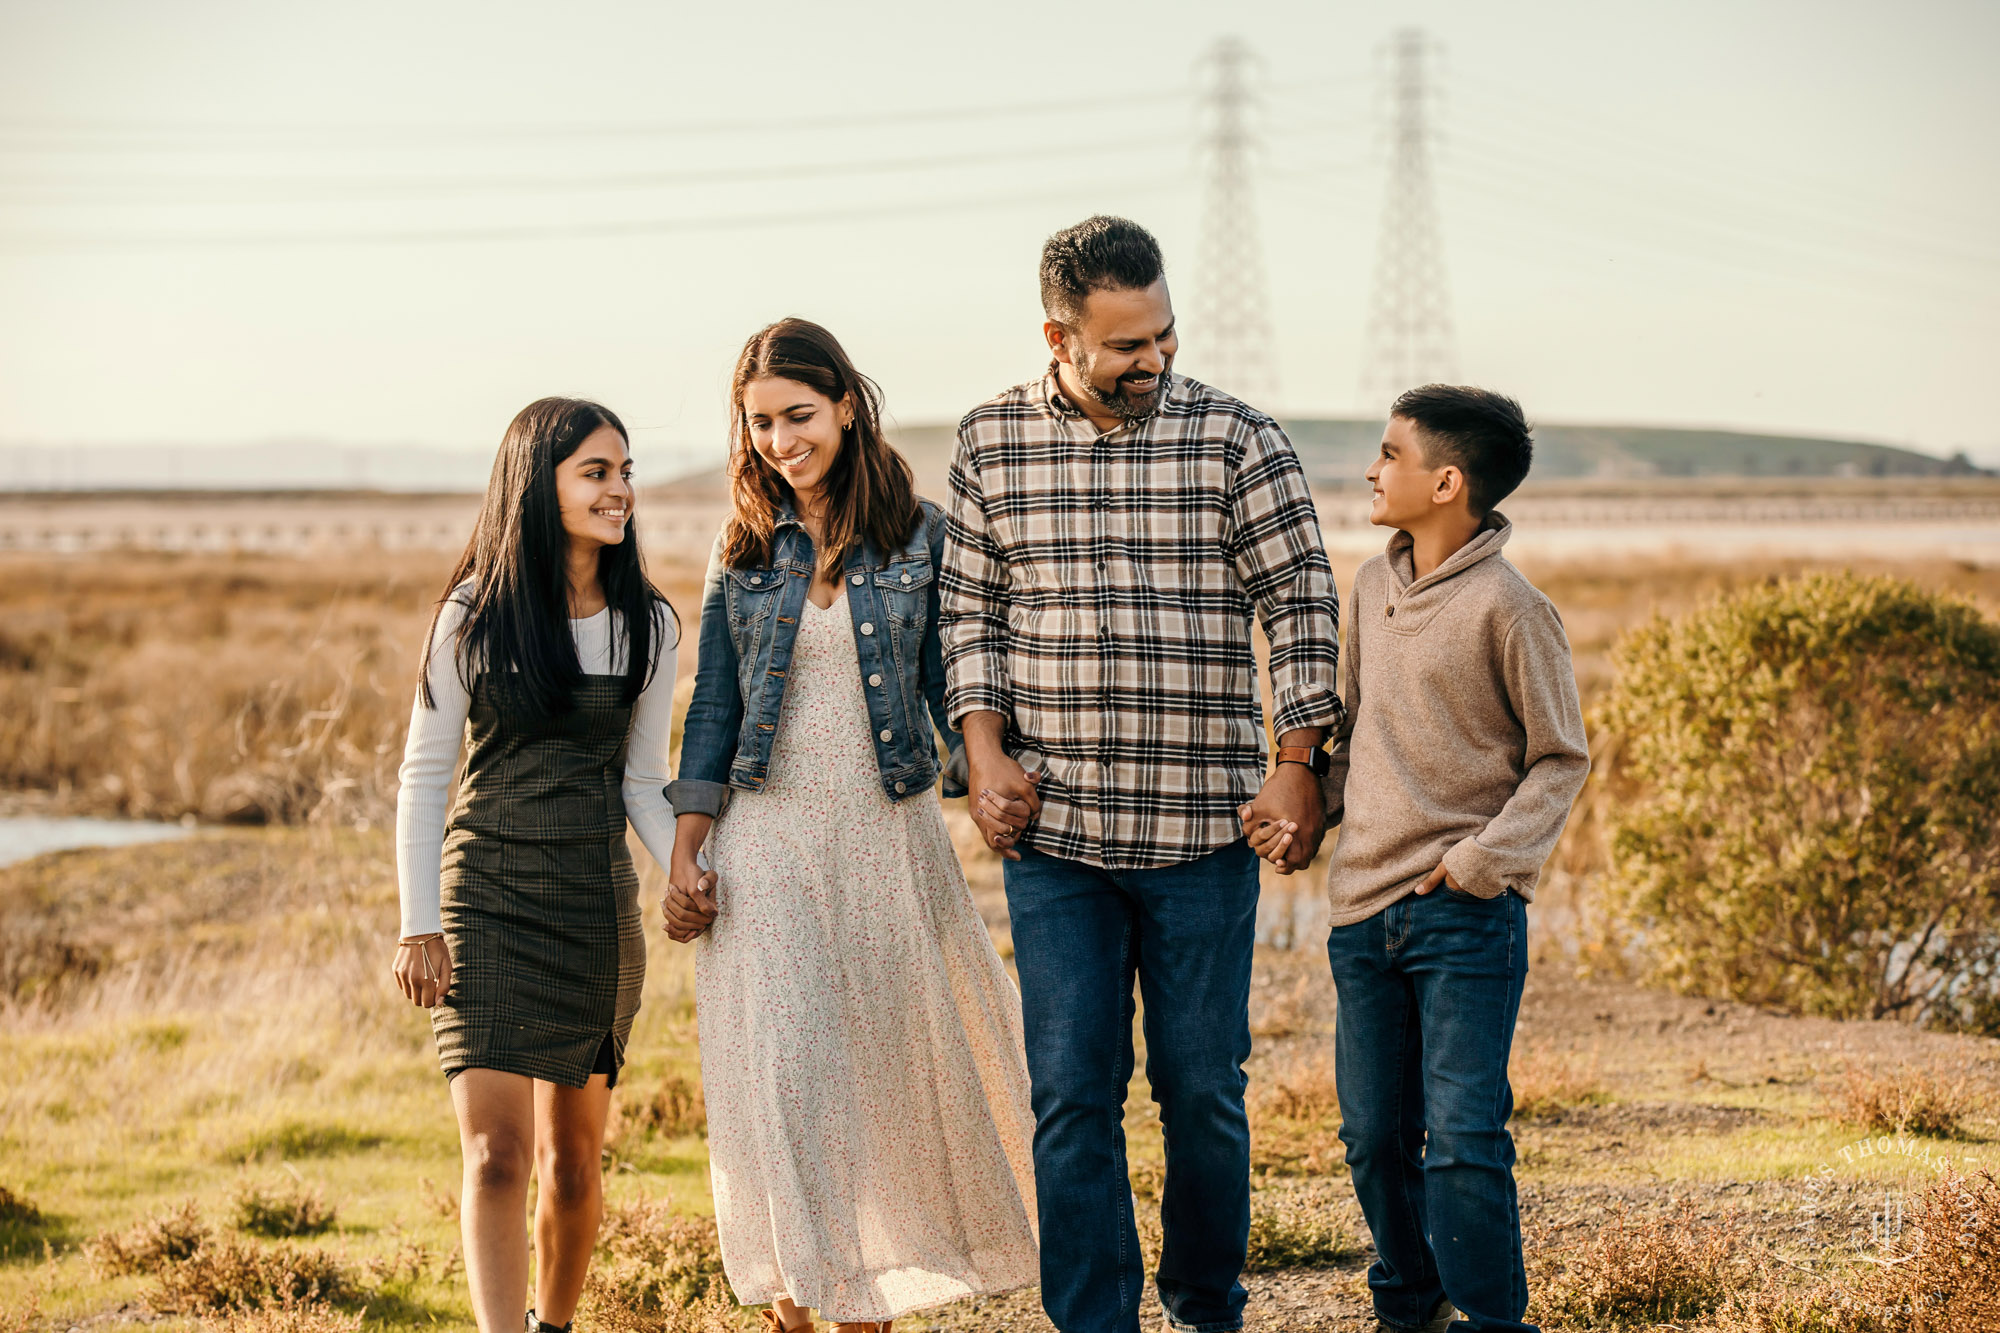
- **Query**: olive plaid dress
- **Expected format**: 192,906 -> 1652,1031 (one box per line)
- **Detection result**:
430,672 -> 648,1087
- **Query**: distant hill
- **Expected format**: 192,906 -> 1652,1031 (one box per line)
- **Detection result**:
875,418 -> 1986,495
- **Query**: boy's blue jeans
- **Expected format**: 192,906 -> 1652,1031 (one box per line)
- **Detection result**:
1004,841 -> 1259,1333
1325,887 -> 1537,1333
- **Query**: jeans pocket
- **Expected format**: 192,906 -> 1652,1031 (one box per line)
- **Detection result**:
1443,884 -> 1499,904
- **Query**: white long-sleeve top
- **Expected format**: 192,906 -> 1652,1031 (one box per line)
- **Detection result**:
394,595 -> 678,938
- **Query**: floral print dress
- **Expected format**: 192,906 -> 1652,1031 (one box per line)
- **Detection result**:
696,590 -> 1039,1321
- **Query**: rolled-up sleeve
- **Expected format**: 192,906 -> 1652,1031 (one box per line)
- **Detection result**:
1229,422 -> 1343,737
939,428 -> 1012,728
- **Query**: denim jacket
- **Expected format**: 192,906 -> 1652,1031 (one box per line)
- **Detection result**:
666,498 -> 967,816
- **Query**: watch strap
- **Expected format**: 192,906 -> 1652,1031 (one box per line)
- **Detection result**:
1276,745 -> 1330,776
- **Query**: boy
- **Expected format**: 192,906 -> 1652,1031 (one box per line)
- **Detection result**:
1250,385 -> 1588,1333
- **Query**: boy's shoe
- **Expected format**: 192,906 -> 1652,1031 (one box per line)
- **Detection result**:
1376,1297 -> 1459,1331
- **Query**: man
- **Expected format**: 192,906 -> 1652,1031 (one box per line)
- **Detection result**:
939,215 -> 1341,1333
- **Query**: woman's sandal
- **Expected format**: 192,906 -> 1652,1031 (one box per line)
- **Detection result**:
759,1309 -> 813,1333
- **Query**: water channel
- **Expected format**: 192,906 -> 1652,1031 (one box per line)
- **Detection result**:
0,814 -> 192,869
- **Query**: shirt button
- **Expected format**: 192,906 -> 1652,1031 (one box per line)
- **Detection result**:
868,673 -> 883,687
879,729 -> 893,743
852,573 -> 865,585
860,622 -> 875,635
1386,606 -> 1396,617
894,781 -> 907,794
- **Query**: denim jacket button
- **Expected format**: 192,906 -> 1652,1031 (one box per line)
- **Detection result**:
868,673 -> 883,687
900,572 -> 912,585
749,574 -> 762,585
879,729 -> 893,743
894,781 -> 907,794
851,573 -> 865,585
860,622 -> 875,635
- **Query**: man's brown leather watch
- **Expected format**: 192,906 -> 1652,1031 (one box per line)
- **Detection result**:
1275,744 -> 1331,777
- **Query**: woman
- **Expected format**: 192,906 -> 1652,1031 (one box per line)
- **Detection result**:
663,319 -> 1037,1333
392,397 -> 678,1333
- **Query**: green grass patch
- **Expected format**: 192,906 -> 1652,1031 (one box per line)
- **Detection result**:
0,827 -> 715,1329
226,1120 -> 393,1163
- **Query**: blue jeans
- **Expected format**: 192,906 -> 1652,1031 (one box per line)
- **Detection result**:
1326,887 -> 1536,1333
1004,841 -> 1259,1333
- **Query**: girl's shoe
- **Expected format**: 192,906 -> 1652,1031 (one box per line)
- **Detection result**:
760,1309 -> 814,1332
526,1313 -> 572,1333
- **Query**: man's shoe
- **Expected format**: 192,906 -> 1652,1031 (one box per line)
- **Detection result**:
1419,1297 -> 1460,1330
1376,1297 -> 1459,1332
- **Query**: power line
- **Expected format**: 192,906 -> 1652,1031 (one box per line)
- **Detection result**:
1437,154 -> 1999,331
1358,27 -> 1457,411
0,177 -> 1179,252
1452,68 -> 2000,246
1446,114 -> 1998,273
1192,36 -> 1280,411
1439,139 -> 1997,308
0,137 -> 1175,204
0,90 -> 1187,152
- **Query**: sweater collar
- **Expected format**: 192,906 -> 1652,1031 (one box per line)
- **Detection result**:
1386,510 -> 1513,592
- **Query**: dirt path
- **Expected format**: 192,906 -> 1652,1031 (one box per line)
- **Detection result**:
908,953 -> 2000,1333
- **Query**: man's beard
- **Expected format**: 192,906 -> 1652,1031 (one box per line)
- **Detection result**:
1072,348 -> 1171,421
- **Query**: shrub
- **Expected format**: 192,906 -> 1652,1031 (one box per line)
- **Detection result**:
1243,1183 -> 1362,1272
1825,1060 -> 1976,1138
149,1237 -> 353,1314
85,1199 -> 352,1313
1529,1200 -> 1751,1328
1511,1044 -> 1608,1120
193,1296 -> 364,1333
1861,1167 -> 2000,1329
1712,1169 -> 2000,1332
1249,1052 -> 1345,1176
584,1194 -> 729,1316
87,1198 -> 214,1275
1595,574 -> 2000,1027
234,1179 -> 337,1238
620,1074 -> 708,1140
582,1284 -> 744,1333
1253,1051 -> 1340,1122
0,1293 -> 38,1333
0,1184 -> 40,1224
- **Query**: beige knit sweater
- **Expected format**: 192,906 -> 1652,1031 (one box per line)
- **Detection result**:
1321,514 -> 1590,927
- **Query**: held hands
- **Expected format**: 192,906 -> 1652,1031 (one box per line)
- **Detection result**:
392,936 -> 453,1008
970,758 -> 1042,862
1239,761 -> 1327,875
663,854 -> 720,943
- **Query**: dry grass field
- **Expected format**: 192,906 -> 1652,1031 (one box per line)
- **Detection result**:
3,536 -> 2000,1331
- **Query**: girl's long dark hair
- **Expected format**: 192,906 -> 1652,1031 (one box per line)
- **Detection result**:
722,318 -> 920,581
421,397 -> 678,715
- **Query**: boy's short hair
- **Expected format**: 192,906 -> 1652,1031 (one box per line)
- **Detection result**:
1391,384 -> 1534,515
1040,216 -> 1164,325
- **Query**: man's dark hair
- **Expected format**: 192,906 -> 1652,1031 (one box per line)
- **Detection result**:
1039,216 -> 1165,324
1391,384 -> 1535,515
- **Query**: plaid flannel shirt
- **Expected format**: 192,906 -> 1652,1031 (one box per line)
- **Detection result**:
940,366 -> 1342,871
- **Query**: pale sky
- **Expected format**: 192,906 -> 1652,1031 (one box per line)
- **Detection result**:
2,0 -> 1996,475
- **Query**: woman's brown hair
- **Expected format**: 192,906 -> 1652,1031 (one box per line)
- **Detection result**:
722,318 -> 919,582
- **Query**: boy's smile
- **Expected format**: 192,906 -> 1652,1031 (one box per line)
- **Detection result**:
1368,415 -> 1448,529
